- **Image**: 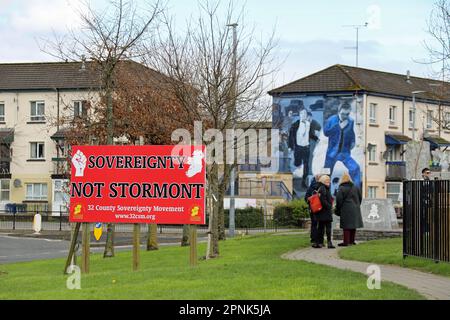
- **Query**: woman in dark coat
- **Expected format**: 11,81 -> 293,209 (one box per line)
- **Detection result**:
312,175 -> 335,249
335,172 -> 364,246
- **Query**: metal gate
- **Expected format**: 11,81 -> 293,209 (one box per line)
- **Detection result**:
403,180 -> 450,262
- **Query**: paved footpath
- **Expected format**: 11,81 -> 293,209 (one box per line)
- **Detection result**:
282,247 -> 450,300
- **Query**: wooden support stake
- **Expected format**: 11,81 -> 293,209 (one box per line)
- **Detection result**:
133,224 -> 141,271
64,222 -> 81,274
81,222 -> 90,274
190,225 -> 197,267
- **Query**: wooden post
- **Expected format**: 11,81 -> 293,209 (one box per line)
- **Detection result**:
81,222 -> 90,274
133,224 -> 140,271
190,225 -> 197,267
146,224 -> 159,251
63,222 -> 81,274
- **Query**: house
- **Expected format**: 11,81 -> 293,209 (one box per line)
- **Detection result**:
0,60 -> 166,214
269,64 -> 450,207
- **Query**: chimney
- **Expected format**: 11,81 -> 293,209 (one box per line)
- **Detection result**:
406,70 -> 412,84
80,55 -> 86,72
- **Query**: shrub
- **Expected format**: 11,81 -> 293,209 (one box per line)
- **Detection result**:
273,199 -> 309,227
224,207 -> 264,228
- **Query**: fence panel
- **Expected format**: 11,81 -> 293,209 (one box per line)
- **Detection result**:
0,210 -> 305,234
403,180 -> 450,262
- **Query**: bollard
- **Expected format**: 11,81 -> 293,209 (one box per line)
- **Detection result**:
33,213 -> 42,234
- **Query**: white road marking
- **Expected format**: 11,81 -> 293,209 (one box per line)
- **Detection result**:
0,235 -> 63,242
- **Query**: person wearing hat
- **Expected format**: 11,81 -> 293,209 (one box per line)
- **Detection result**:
285,99 -> 304,117
323,101 -> 361,188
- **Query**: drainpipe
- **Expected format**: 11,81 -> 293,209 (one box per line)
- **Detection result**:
402,100 -> 405,161
56,88 -> 60,131
364,93 -> 368,198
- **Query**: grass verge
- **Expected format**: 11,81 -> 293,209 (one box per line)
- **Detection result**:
339,237 -> 450,277
0,234 -> 423,299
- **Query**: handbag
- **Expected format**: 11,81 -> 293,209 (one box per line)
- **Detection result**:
308,191 -> 322,214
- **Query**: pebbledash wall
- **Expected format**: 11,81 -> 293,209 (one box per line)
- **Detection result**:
272,92 -> 450,204
0,89 -> 97,214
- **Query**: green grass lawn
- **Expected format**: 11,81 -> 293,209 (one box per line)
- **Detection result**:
339,237 -> 450,277
0,234 -> 423,300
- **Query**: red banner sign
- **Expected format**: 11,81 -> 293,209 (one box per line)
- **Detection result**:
69,145 -> 206,225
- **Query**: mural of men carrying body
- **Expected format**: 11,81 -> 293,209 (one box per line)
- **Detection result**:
323,102 -> 361,188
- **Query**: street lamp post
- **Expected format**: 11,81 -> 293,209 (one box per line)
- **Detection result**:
227,22 -> 238,238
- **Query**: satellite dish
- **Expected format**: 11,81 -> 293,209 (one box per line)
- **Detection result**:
13,179 -> 22,188
382,151 -> 389,161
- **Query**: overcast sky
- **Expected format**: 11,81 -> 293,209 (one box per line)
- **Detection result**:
0,0 -> 441,88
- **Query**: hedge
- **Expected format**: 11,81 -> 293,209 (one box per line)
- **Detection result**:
273,199 -> 309,227
224,207 -> 264,228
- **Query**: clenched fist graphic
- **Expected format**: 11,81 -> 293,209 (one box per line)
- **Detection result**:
72,150 -> 87,177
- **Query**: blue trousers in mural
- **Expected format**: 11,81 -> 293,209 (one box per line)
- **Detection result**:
324,153 -> 361,188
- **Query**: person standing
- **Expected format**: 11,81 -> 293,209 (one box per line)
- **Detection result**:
305,174 -> 322,244
421,167 -> 431,181
420,168 -> 433,240
335,172 -> 363,246
312,175 -> 335,249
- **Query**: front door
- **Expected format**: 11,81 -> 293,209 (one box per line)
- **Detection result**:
52,179 -> 69,216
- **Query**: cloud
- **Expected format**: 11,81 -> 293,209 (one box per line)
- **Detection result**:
8,0 -> 84,33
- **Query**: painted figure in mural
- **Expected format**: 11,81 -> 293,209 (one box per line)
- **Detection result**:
278,132 -> 290,172
323,102 -> 361,187
285,99 -> 303,117
307,111 -> 322,176
289,108 -> 310,188
272,103 -> 283,129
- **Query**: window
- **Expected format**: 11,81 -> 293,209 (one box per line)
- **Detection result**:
30,142 -> 45,159
26,183 -> 48,201
387,148 -> 397,161
409,109 -> 415,128
427,110 -> 433,129
445,112 -> 450,130
0,102 -> 4,122
389,106 -> 396,124
368,144 -> 377,162
0,144 -> 11,174
30,101 -> 45,122
386,183 -> 402,205
53,180 -> 69,204
368,186 -> 378,199
369,103 -> 377,123
74,101 -> 87,118
0,180 -> 10,201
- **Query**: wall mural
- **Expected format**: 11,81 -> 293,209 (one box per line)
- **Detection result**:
272,95 -> 364,198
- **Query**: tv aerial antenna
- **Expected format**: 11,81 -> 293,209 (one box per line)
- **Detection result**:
343,23 -> 368,67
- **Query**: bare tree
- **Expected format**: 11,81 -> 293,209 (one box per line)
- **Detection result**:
420,0 -> 450,134
146,1 -> 280,258
41,0 -> 163,258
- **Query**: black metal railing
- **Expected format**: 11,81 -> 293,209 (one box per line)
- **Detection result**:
0,210 -> 70,231
226,179 -> 292,201
403,180 -> 450,262
0,210 -> 306,234
386,161 -> 406,181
